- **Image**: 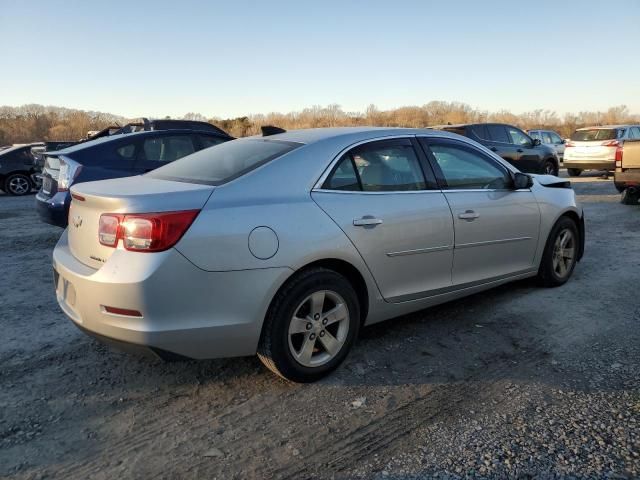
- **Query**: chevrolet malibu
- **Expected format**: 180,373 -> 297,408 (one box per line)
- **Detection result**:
53,128 -> 585,382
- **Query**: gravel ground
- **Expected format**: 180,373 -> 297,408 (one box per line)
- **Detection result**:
0,172 -> 639,479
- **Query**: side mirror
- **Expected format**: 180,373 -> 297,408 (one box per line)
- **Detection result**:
532,138 -> 541,146
513,172 -> 533,189
560,139 -> 566,144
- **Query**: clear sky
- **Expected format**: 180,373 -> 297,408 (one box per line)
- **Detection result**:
1,0 -> 638,119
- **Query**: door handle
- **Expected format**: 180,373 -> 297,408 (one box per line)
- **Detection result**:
353,217 -> 383,227
458,210 -> 480,221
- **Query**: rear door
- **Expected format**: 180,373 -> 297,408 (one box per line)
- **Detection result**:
485,124 -> 519,166
135,133 -> 196,173
311,137 -> 454,302
418,137 -> 540,286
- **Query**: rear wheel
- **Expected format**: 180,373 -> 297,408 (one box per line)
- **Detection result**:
567,168 -> 582,177
621,189 -> 639,205
3,173 -> 32,196
257,268 -> 360,383
537,216 -> 579,287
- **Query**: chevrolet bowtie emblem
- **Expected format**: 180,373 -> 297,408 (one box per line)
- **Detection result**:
72,215 -> 83,228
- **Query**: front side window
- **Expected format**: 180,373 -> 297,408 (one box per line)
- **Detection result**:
507,127 -> 532,146
542,132 -> 552,144
323,141 -> 427,192
428,143 -> 511,190
549,132 -> 563,144
147,138 -> 299,185
529,131 -> 541,140
143,135 -> 195,162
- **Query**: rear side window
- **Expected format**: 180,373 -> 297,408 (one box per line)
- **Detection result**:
323,141 -> 427,192
571,128 -> 622,141
529,131 -> 541,140
506,127 -> 531,146
470,125 -> 489,140
146,139 -> 299,185
629,127 -> 640,139
116,144 -> 136,159
487,125 -> 510,143
143,135 -> 195,162
542,132 -> 552,143
549,132 -> 563,143
198,135 -> 227,149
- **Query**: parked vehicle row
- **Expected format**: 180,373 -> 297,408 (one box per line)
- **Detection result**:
52,127 -> 584,382
432,123 -> 560,176
36,128 -> 232,227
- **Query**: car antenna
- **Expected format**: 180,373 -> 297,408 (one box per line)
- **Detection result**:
261,126 -> 286,136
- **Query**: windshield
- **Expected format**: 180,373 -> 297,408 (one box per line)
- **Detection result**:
146,138 -> 301,185
571,128 -> 624,142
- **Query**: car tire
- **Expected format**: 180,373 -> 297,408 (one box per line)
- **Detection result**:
537,216 -> 579,288
620,189 -> 639,205
257,267 -> 360,383
542,160 -> 558,176
567,168 -> 582,177
3,173 -> 33,196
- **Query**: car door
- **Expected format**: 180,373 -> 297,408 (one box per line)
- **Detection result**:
418,137 -> 541,286
548,131 -> 565,159
311,137 -> 454,303
485,124 -> 519,166
135,133 -> 196,173
506,125 -> 541,172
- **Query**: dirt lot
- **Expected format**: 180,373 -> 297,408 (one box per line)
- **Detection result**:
1,173 -> 639,479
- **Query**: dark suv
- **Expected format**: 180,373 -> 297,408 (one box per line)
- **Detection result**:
433,123 -> 560,175
0,143 -> 43,195
36,129 -> 231,227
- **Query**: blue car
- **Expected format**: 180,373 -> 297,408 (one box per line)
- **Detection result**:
36,129 -> 231,227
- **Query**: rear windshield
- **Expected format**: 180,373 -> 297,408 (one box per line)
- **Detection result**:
571,128 -> 624,141
146,138 -> 300,185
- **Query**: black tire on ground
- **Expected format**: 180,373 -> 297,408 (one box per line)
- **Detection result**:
3,173 -> 33,196
567,168 -> 582,177
257,267 -> 360,383
620,189 -> 639,205
537,216 -> 580,288
542,160 -> 558,176
614,182 -> 626,193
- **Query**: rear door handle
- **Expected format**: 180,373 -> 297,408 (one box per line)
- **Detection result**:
353,217 -> 383,227
458,210 -> 480,221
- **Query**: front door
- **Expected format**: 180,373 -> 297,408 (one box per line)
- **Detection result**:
419,137 -> 541,286
312,138 -> 454,302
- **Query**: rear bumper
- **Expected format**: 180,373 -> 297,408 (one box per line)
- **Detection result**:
35,190 -> 70,227
52,231 -> 292,359
614,170 -> 640,185
562,159 -> 615,171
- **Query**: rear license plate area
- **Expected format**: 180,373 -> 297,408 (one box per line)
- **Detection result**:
42,177 -> 53,194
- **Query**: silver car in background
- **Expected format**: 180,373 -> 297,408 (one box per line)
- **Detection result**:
563,125 -> 640,177
53,128 -> 585,382
528,129 -> 566,161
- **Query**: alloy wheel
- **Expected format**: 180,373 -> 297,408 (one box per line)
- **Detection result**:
288,290 -> 350,367
552,228 -> 575,278
8,175 -> 30,195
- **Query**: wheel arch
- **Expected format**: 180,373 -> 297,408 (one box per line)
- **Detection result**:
556,209 -> 584,262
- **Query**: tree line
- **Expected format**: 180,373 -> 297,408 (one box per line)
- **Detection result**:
1,102 -> 637,145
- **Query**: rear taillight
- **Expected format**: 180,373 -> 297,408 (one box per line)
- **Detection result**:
602,140 -> 620,147
98,210 -> 199,252
58,157 -> 83,191
615,146 -> 624,168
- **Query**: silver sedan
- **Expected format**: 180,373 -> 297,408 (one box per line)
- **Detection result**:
53,128 -> 584,382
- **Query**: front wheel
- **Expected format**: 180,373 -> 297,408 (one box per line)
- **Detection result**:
3,173 -> 33,196
537,217 -> 579,287
567,168 -> 582,177
542,160 -> 558,176
258,268 -> 360,382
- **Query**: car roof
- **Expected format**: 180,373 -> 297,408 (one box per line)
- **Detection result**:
255,126 -> 457,145
575,125 -> 638,130
47,129 -> 226,155
0,143 -> 43,155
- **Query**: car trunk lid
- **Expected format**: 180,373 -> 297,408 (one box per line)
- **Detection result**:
68,175 -> 214,269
